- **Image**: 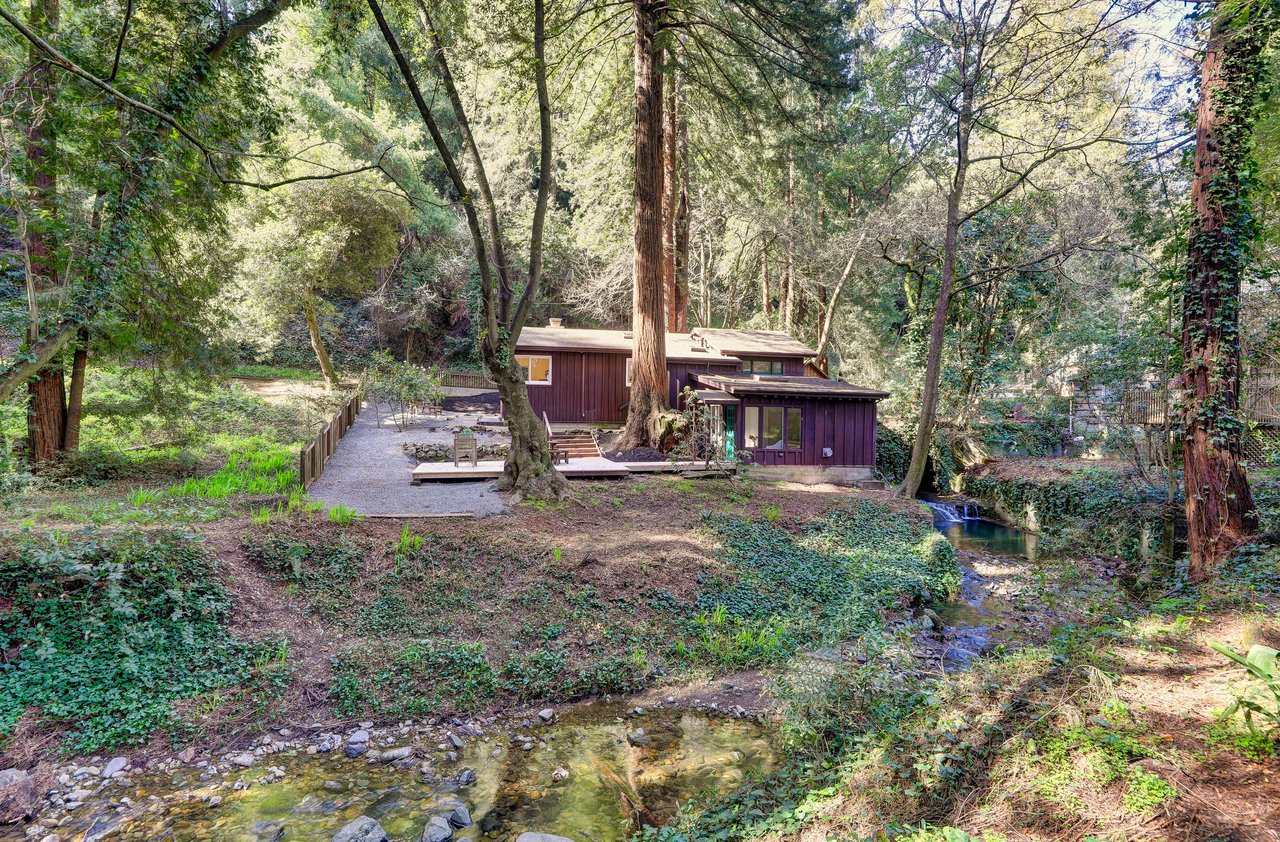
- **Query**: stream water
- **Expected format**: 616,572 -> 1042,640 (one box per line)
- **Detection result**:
36,706 -> 775,842
26,502 -> 1038,842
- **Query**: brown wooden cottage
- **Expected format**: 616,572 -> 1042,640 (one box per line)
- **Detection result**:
509,324 -> 888,482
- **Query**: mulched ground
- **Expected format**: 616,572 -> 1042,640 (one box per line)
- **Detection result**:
442,391 -> 501,414
605,446 -> 667,462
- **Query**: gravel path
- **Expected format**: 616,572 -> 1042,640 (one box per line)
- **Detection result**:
307,407 -> 509,517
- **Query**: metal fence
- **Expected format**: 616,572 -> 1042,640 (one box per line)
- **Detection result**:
300,393 -> 362,489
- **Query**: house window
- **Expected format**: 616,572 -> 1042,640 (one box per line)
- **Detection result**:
743,405 -> 802,450
742,359 -> 785,375
786,407 -> 802,449
515,355 -> 552,385
625,357 -> 633,387
763,408 -> 784,449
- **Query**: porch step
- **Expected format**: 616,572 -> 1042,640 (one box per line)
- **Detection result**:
550,433 -> 602,459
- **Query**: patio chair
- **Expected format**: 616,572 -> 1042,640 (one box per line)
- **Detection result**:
453,434 -> 478,467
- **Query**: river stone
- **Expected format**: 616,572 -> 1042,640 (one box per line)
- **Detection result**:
422,816 -> 453,842
345,744 -> 368,759
626,729 -> 649,747
516,834 -> 576,842
102,757 -> 128,778
454,768 -> 476,787
334,816 -> 389,842
349,730 -> 371,745
446,804 -> 472,828
381,747 -> 414,762
0,768 -> 35,823
231,753 -> 256,768
537,708 -> 555,723
447,733 -> 464,749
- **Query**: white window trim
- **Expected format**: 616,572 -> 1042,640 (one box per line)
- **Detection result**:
625,357 -> 633,387
516,354 -> 553,386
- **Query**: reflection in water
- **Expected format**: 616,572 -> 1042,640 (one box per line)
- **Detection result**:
933,516 -> 1037,561
57,707 -> 775,842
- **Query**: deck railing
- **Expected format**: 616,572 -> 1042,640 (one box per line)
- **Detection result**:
443,371 -> 496,389
300,393 -> 362,489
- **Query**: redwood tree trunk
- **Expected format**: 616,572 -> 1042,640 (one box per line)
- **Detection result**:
62,326 -> 88,452
23,0 -> 67,464
1181,5 -> 1271,581
622,0 -> 668,449
662,54 -> 690,333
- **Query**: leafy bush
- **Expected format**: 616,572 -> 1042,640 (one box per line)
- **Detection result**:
361,351 -> 446,431
0,529 -> 266,753
876,423 -> 911,484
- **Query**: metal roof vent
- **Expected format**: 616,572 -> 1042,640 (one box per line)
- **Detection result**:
548,317 -> 564,328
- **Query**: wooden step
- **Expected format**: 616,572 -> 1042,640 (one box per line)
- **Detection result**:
550,432 -> 602,459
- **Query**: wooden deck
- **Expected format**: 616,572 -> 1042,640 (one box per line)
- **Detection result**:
410,458 -> 736,483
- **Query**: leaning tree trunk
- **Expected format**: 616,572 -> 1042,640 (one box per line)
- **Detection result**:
621,0 -> 668,449
62,326 -> 88,452
303,297 -> 340,390
899,108 -> 972,498
23,0 -> 67,464
1181,3 -> 1272,581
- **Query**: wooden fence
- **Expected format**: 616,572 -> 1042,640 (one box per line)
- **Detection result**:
443,370 -> 496,389
300,393 -> 362,489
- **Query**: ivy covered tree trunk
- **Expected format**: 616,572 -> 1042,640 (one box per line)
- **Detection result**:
1180,1 -> 1273,581
622,0 -> 668,449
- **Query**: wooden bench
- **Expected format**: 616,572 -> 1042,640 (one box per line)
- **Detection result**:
453,435 -> 478,467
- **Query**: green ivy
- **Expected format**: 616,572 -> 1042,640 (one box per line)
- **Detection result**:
0,529 -> 268,753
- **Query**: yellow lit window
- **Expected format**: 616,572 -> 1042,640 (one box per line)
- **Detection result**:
516,355 -> 552,385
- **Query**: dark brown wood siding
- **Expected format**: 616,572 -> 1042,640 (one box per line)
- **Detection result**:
521,350 -> 630,424
736,395 -> 877,467
668,360 -> 741,406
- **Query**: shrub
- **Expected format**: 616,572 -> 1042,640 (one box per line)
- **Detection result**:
876,423 -> 911,484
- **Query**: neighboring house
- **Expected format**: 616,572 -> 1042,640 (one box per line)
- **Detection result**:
510,323 -> 888,481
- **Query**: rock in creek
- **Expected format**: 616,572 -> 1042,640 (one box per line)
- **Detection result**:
422,816 -> 453,842
333,815 -> 390,842
345,743 -> 369,759
0,768 -> 35,823
101,757 -> 128,778
516,834 -> 577,842
446,803 -> 472,828
626,729 -> 650,747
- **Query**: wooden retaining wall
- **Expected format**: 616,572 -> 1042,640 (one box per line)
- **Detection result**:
300,393 -> 362,489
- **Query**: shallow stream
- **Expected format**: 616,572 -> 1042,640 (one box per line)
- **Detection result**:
39,706 -> 775,842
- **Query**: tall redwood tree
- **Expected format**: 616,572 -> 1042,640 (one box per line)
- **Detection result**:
1180,0 -> 1275,580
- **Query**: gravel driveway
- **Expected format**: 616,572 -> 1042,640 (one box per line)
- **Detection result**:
307,405 -> 509,517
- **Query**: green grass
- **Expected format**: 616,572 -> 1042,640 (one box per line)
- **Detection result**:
225,364 -> 324,381
0,528 -> 276,753
164,445 -> 299,499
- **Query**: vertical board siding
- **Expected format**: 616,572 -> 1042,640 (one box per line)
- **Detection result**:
735,395 -> 877,466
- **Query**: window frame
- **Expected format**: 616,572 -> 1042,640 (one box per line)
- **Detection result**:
741,359 -> 785,375
515,354 -> 553,386
742,403 -> 803,451
625,357 -> 633,387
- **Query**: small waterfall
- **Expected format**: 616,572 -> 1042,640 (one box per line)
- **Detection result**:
924,500 -> 979,522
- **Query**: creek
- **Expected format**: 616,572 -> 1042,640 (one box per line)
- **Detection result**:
27,502 -> 1038,842
33,705 -> 775,842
